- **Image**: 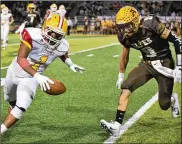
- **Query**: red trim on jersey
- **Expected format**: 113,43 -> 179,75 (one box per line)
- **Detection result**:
21,29 -> 33,48
60,16 -> 64,28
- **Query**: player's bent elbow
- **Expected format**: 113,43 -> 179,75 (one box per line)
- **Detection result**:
17,57 -> 30,68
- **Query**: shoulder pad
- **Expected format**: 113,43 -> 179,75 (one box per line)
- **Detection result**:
57,39 -> 69,52
142,15 -> 165,35
23,28 -> 42,41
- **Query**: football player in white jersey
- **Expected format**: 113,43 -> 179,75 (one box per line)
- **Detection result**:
57,5 -> 67,17
1,6 -> 14,49
1,13 -> 85,135
44,3 -> 58,20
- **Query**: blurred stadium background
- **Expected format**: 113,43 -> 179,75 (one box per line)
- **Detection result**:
1,1 -> 182,36
1,1 -> 181,144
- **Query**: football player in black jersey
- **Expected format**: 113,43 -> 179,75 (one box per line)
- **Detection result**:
15,3 -> 41,34
100,6 -> 182,137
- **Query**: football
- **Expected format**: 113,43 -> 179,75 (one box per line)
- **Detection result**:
45,78 -> 66,96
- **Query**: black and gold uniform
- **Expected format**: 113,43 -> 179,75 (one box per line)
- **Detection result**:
117,15 -> 182,110
22,10 -> 41,28
100,7 -> 181,137
21,3 -> 41,28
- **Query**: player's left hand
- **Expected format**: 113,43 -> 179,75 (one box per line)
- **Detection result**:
70,64 -> 85,73
116,73 -> 124,89
173,66 -> 182,83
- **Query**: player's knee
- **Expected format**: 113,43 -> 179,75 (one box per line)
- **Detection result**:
10,106 -> 26,119
119,89 -> 131,103
158,92 -> 171,110
159,99 -> 171,110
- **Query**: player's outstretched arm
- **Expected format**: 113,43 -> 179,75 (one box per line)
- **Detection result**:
60,53 -> 85,73
167,32 -> 182,83
160,28 -> 182,83
116,46 -> 130,89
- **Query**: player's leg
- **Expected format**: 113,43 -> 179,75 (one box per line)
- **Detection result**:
100,62 -> 154,136
155,58 -> 179,118
1,69 -> 18,134
156,74 -> 180,118
1,78 -> 38,135
1,25 -> 5,49
3,25 -> 9,48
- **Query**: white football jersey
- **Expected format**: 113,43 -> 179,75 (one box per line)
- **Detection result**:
1,13 -> 12,25
9,27 -> 69,78
57,9 -> 66,17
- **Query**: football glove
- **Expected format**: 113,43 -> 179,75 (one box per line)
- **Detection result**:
65,58 -> 85,73
70,64 -> 85,73
116,72 -> 124,89
34,73 -> 54,91
173,66 -> 182,83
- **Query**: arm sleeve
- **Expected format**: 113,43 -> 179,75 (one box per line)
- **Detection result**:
20,29 -> 33,49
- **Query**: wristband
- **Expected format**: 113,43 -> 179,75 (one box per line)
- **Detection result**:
177,54 -> 182,66
65,58 -> 73,66
118,72 -> 124,78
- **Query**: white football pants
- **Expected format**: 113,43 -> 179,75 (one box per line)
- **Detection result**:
1,24 -> 9,45
4,65 -> 38,111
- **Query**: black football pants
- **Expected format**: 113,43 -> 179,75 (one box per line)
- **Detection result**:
122,58 -> 175,110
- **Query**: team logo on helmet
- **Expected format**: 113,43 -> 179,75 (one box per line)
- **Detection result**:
116,6 -> 140,38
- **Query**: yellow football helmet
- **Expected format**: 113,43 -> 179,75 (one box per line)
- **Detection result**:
2,6 -> 9,15
59,5 -> 65,10
50,3 -> 57,12
1,4 -> 6,10
42,13 -> 68,49
116,6 -> 140,38
27,3 -> 36,13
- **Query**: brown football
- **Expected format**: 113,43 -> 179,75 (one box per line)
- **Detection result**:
45,78 -> 66,96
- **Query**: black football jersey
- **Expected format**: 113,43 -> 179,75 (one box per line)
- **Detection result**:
22,11 -> 41,27
117,15 -> 172,60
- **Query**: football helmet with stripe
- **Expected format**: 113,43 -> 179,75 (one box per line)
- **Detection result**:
42,13 -> 68,49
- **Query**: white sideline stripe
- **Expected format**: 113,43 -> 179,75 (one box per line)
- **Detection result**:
113,55 -> 119,58
87,54 -> 94,57
104,93 -> 158,144
1,66 -> 9,70
1,43 -> 120,70
69,43 -> 119,55
5,43 -> 20,46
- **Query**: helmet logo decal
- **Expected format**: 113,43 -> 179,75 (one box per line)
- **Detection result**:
130,9 -> 136,17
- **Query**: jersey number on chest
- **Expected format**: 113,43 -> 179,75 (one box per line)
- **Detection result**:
32,56 -> 48,71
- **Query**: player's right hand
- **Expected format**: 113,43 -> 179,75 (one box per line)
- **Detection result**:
116,73 -> 124,89
34,73 -> 54,91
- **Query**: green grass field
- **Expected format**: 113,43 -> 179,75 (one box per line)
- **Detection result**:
1,34 -> 181,143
